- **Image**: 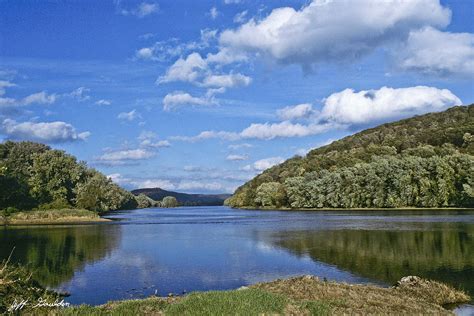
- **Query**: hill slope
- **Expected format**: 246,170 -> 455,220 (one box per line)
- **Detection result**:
226,105 -> 474,209
132,188 -> 231,206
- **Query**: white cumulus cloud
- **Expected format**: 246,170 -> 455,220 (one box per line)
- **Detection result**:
202,73 -> 251,88
277,103 -> 314,120
22,91 -> 56,105
240,121 -> 333,140
171,85 -> 462,141
219,0 -> 451,67
135,47 -> 156,60
163,91 -> 214,111
397,27 -> 474,76
158,53 -> 207,84
118,109 -> 141,121
98,149 -> 154,165
138,131 -> 171,148
0,84 -> 57,111
321,86 -> 462,125
1,119 -> 90,143
226,154 -> 248,161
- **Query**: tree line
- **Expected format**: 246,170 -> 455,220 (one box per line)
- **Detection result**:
0,141 -> 178,214
226,105 -> 474,208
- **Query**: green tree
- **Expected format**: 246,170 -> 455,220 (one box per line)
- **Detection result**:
0,140 -> 140,213
135,194 -> 159,208
28,150 -> 86,206
255,182 -> 287,207
75,171 -> 136,213
162,196 -> 178,208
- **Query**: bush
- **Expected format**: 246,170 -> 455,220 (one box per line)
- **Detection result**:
38,198 -> 72,211
162,196 -> 178,208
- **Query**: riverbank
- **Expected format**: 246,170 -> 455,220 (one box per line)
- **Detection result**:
49,276 -> 471,315
0,209 -> 110,226
236,206 -> 474,211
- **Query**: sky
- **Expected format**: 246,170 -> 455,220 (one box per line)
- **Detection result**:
0,0 -> 473,194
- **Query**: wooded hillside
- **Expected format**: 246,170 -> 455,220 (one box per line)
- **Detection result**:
226,105 -> 474,209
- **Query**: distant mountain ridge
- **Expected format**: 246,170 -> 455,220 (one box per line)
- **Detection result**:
131,188 -> 231,206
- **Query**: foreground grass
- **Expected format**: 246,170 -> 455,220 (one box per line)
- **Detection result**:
51,276 -> 469,315
60,290 -> 296,316
0,255 -> 63,314
1,260 -> 469,315
0,209 -> 109,225
57,289 -> 329,316
252,275 -> 470,314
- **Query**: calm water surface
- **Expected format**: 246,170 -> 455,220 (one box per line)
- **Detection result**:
0,206 -> 473,307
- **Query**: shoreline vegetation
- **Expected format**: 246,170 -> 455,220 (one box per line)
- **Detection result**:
0,209 -> 110,226
0,259 -> 470,315
226,105 -> 474,210
2,206 -> 473,226
0,141 -> 180,223
238,206 -> 474,211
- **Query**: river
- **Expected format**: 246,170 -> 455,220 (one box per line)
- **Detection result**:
0,206 -> 472,310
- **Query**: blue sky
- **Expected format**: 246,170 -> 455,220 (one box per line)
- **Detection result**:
1,0 -> 473,193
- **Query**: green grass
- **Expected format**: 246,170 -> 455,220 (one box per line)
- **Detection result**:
0,257 -> 62,314
0,209 -> 106,225
56,289 -> 334,316
300,300 -> 333,315
164,289 -> 288,315
58,297 -> 169,316
12,209 -> 98,219
2,274 -> 470,315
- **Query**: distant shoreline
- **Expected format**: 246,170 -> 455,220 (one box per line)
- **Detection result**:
235,206 -> 474,211
3,206 -> 473,226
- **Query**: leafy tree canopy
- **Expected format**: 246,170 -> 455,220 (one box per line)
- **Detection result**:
0,141 -> 137,213
226,105 -> 474,209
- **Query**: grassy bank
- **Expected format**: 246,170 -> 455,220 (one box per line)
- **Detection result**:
0,254 -> 64,314
1,258 -> 470,315
36,276 -> 472,315
0,209 -> 110,225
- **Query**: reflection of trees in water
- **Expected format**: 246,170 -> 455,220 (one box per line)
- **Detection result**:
268,224 -> 473,295
0,225 -> 121,287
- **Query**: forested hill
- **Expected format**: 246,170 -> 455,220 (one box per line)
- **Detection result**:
226,105 -> 474,209
132,188 -> 231,206
0,141 -> 137,213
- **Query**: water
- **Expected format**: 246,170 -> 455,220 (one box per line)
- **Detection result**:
0,206 -> 473,308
